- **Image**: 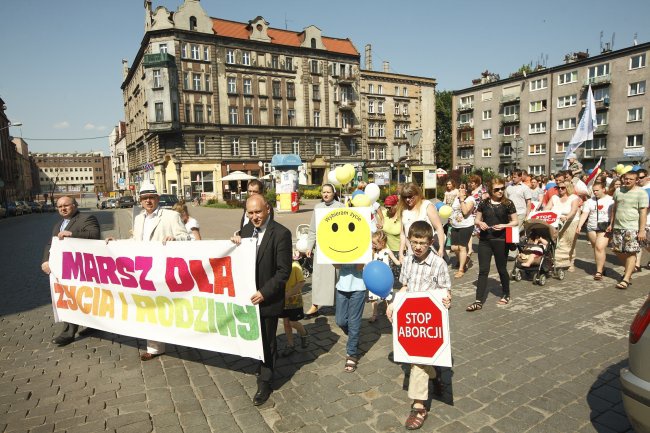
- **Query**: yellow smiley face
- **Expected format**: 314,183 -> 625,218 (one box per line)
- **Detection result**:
317,208 -> 371,263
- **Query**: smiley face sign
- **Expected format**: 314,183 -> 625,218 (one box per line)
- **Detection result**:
315,207 -> 372,264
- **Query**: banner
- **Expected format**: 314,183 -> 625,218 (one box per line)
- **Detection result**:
315,207 -> 372,264
563,85 -> 596,169
48,238 -> 264,361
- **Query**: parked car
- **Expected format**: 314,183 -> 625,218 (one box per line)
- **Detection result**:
5,202 -> 20,216
158,194 -> 179,209
621,295 -> 650,433
15,201 -> 30,215
42,203 -> 55,212
28,201 -> 43,213
106,199 -> 117,209
0,203 -> 6,218
117,196 -> 135,208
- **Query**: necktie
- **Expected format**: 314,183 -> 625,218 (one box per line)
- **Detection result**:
252,227 -> 259,238
252,227 -> 260,253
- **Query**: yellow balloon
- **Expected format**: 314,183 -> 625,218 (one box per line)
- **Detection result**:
615,164 -> 624,174
352,194 -> 372,207
622,165 -> 633,174
344,164 -> 356,182
335,166 -> 349,184
438,205 -> 453,219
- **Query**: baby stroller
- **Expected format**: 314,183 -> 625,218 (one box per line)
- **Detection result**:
295,224 -> 313,279
511,219 -> 565,285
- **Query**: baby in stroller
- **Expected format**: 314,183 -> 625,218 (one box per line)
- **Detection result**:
517,232 -> 549,267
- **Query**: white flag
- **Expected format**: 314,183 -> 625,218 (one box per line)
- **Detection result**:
563,85 -> 596,168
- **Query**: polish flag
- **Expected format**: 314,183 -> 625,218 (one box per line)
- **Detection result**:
505,226 -> 519,244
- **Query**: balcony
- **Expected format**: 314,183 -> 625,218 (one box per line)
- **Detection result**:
340,126 -> 360,136
499,153 -> 512,162
457,103 -> 474,112
500,94 -> 521,104
456,120 -> 474,130
500,114 -> 520,125
583,74 -> 611,87
583,148 -> 607,159
595,125 -> 608,135
457,140 -> 474,148
337,73 -> 357,84
147,120 -> 179,132
594,99 -> 610,110
336,99 -> 356,110
143,53 -> 176,68
367,111 -> 385,119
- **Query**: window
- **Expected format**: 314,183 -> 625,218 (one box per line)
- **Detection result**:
482,91 -> 493,101
159,43 -> 168,54
226,49 -> 235,64
334,140 -> 341,156
460,95 -> 474,108
627,134 -> 643,148
288,109 -> 295,126
368,122 -> 376,137
244,107 -> 253,125
588,63 -> 610,79
368,84 -> 374,94
528,143 -> 546,155
292,139 -> 300,155
191,44 -> 200,60
189,16 -> 197,31
272,81 -> 281,97
394,125 -> 401,138
183,72 -> 189,89
250,138 -> 258,156
229,107 -> 238,124
528,165 -> 545,175
556,118 -> 576,130
394,86 -> 399,95
286,82 -> 295,98
227,77 -> 237,93
271,55 -> 279,69
181,44 -> 188,58
630,53 -> 646,69
378,146 -> 386,160
585,137 -> 607,157
629,81 -> 646,96
628,107 -> 643,122
378,123 -> 385,137
402,104 -> 408,115
195,136 -> 205,155
203,47 -> 209,61
285,57 -> 293,71
377,85 -> 383,95
460,131 -> 473,142
595,111 -> 608,126
403,87 -> 408,97
558,71 -> 577,85
529,122 -> 546,134
482,129 -> 491,139
459,149 -> 474,160
503,105 -> 520,116
185,105 -> 191,122
193,73 -> 201,91
557,94 -> 577,108
482,110 -> 492,120
530,78 -> 548,91
155,102 -> 164,122
273,108 -> 281,126
593,87 -> 610,101
313,84 -> 320,100
313,111 -> 320,127
482,148 -> 492,157
394,103 -> 400,115
243,78 -> 252,95
459,113 -> 472,124
369,146 -> 376,160
274,138 -> 281,154
190,171 -> 214,194
378,101 -> 384,114
368,100 -> 375,113
350,140 -> 357,156
231,138 -> 240,156
556,142 -> 567,153
204,74 -> 210,91
193,104 -> 204,123
529,100 -> 547,112
310,60 -> 320,74
152,69 -> 162,88
242,51 -> 251,66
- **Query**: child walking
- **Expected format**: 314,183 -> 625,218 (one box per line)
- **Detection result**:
334,262 -> 366,372
280,257 -> 309,356
369,230 -> 400,322
387,221 -> 452,430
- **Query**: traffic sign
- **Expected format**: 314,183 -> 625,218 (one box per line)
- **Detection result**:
392,291 -> 451,366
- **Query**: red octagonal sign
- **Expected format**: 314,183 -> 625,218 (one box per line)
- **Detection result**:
396,297 -> 444,358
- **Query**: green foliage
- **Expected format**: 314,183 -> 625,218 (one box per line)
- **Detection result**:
435,90 -> 452,170
299,186 -> 322,199
206,198 -> 218,205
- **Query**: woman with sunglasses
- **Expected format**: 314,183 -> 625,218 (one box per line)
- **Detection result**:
397,182 -> 446,263
304,183 -> 345,317
466,178 -> 518,311
543,180 -> 581,271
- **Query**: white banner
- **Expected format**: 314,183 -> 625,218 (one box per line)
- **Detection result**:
48,238 -> 264,361
392,291 -> 452,367
315,207 -> 372,264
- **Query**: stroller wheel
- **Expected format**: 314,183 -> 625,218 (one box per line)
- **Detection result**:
513,269 -> 522,282
556,269 -> 566,280
538,274 -> 547,286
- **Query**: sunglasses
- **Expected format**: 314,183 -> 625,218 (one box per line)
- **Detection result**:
558,186 -> 567,190
637,176 -> 646,180
402,195 -> 415,199
492,187 -> 504,192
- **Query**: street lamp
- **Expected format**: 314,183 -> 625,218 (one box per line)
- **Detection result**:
0,121 -> 22,132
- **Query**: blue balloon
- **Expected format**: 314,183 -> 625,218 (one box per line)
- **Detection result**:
632,165 -> 642,172
434,201 -> 444,210
351,190 -> 364,198
587,168 -> 593,174
363,261 -> 393,299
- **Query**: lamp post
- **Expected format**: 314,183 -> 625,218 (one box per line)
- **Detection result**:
0,121 -> 22,132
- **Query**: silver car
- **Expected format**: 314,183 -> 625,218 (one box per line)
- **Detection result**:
621,295 -> 650,433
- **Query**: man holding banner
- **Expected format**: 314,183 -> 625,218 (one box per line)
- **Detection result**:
41,196 -> 100,346
233,194 -> 292,406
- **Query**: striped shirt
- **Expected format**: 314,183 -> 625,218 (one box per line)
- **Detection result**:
399,249 -> 451,294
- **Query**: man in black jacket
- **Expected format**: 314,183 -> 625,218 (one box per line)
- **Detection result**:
41,196 -> 100,346
232,194 -> 292,405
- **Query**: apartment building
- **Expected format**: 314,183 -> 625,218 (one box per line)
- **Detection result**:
360,64 -> 436,185
122,0 -> 362,200
452,42 -> 650,175
31,152 -> 113,197
12,138 -> 40,200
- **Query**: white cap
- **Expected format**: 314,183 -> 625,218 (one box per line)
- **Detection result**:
138,182 -> 158,196
567,153 -> 577,159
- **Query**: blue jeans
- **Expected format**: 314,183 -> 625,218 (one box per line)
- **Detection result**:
335,290 -> 366,358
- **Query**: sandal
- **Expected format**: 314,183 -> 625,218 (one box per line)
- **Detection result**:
616,280 -> 631,290
497,296 -> 510,305
140,352 -> 161,361
633,266 -> 642,273
465,301 -> 483,312
594,272 -> 603,281
405,405 -> 428,430
344,356 -> 358,373
454,270 -> 465,278
464,257 -> 473,271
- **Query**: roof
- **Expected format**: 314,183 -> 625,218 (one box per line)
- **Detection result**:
212,18 -> 359,56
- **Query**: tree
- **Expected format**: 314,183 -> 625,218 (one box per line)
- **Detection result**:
435,90 -> 452,169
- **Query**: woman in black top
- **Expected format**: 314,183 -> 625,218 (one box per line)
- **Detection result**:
466,178 -> 519,311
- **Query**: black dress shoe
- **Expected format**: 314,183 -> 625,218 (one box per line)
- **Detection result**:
52,335 -> 74,346
253,382 -> 272,406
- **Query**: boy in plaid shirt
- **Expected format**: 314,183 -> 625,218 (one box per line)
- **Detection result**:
387,220 -> 452,430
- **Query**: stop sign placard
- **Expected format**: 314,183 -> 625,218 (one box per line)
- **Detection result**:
392,291 -> 451,367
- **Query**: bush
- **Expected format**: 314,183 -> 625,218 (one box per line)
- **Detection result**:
225,199 -> 245,209
299,186 -> 322,199
206,198 -> 218,205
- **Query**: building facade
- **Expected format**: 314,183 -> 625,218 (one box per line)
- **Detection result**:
12,138 -> 40,200
0,97 -> 19,204
109,122 -> 130,194
452,42 -> 650,175
32,152 -> 113,198
123,0 -> 363,200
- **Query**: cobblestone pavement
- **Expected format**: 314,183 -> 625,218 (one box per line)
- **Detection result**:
1,204 -> 648,433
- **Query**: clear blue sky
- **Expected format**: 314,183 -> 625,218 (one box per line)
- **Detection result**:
1,0 -> 647,154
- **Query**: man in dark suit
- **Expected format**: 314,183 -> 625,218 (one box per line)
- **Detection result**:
41,195 -> 100,346
232,194 -> 292,405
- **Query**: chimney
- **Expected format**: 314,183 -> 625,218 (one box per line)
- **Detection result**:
122,59 -> 129,79
383,61 -> 390,72
365,44 -> 372,70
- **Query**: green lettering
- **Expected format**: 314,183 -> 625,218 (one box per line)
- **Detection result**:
192,297 -> 208,333
214,301 -> 236,337
173,298 -> 193,328
234,305 -> 260,341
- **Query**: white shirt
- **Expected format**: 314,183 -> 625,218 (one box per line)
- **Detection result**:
185,217 -> 200,241
142,207 -> 161,241
450,196 -> 476,228
60,219 -> 70,232
582,195 -> 614,230
505,183 -> 532,215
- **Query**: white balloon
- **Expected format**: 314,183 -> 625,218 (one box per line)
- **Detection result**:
327,170 -> 341,186
364,183 -> 380,203
296,238 -> 310,253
